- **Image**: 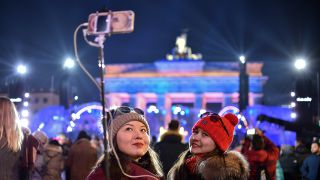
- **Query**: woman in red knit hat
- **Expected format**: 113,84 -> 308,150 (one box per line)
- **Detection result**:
167,112 -> 249,180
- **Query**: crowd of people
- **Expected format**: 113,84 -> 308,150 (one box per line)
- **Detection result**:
1,96 -> 320,180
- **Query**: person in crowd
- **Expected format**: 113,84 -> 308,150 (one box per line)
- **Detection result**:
0,97 -> 24,180
274,146 -> 284,180
87,106 -> 163,180
294,138 -> 310,179
42,139 -> 64,180
60,136 -> 72,180
167,112 -> 249,180
276,159 -> 284,180
242,128 -> 279,180
91,135 -> 104,159
150,135 -> 157,148
300,141 -> 320,180
279,145 -> 299,179
31,130 -> 49,180
67,130 -> 97,180
295,138 -> 310,164
20,126 -> 40,180
154,119 -> 188,176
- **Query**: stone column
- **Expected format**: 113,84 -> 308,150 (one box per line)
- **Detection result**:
164,94 -> 172,128
224,94 -> 232,107
157,94 -> 165,109
195,94 -> 203,110
129,94 -> 137,107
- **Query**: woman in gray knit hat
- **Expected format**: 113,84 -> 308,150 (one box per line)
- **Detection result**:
87,106 -> 163,180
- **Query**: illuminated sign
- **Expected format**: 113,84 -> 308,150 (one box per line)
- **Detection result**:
10,98 -> 22,102
296,97 -> 312,102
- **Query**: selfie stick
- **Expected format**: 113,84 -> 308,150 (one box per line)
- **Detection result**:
95,34 -> 111,180
77,9 -> 145,179
83,10 -> 112,179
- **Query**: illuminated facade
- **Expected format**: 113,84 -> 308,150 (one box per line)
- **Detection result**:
27,60 -> 296,145
104,59 -> 268,127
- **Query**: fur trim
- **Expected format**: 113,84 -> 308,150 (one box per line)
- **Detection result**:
45,144 -> 63,153
160,130 -> 184,142
198,150 -> 249,180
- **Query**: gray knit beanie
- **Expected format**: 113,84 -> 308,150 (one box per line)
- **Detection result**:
110,112 -> 150,141
33,130 -> 48,145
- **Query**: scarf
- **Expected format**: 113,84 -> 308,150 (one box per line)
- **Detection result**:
185,154 -> 205,174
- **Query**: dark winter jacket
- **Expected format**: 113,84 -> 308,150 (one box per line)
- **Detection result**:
300,154 -> 320,180
0,137 -> 21,180
19,133 -> 39,180
154,131 -> 188,176
168,150 -> 249,180
86,161 -> 160,180
67,138 -> 97,180
279,147 -> 299,180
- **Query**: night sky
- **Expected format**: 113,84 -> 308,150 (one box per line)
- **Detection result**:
1,0 -> 319,105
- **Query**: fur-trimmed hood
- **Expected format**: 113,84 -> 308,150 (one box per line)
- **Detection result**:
160,130 -> 184,142
198,150 -> 249,180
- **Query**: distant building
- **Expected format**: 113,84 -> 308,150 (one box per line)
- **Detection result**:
103,32 -> 267,128
28,91 -> 60,114
103,60 -> 268,127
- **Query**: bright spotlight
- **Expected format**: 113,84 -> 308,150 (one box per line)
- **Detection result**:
239,55 -> 246,64
290,91 -> 296,97
21,109 -> 29,117
20,118 -> 29,128
294,58 -> 306,70
63,58 -> 75,69
17,64 -> 27,75
291,112 -> 297,119
23,101 -> 29,107
24,93 -> 30,98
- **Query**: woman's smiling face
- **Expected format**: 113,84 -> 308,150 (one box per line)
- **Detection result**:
189,127 -> 216,154
116,120 -> 150,161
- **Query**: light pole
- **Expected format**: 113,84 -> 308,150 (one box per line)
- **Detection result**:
316,72 -> 320,127
8,64 -> 28,101
239,55 -> 249,112
60,58 -> 75,108
293,58 -> 319,131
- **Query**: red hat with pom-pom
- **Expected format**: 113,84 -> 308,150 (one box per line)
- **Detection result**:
192,112 -> 239,152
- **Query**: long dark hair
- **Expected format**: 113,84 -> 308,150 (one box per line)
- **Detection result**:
92,137 -> 163,179
252,134 -> 265,150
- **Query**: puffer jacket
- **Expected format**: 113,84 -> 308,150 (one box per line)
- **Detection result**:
42,144 -> 64,180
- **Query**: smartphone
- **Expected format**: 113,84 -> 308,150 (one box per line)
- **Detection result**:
246,128 -> 256,135
87,11 -> 135,35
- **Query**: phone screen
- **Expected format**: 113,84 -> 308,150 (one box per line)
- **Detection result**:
87,11 -> 134,35
96,15 -> 108,33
